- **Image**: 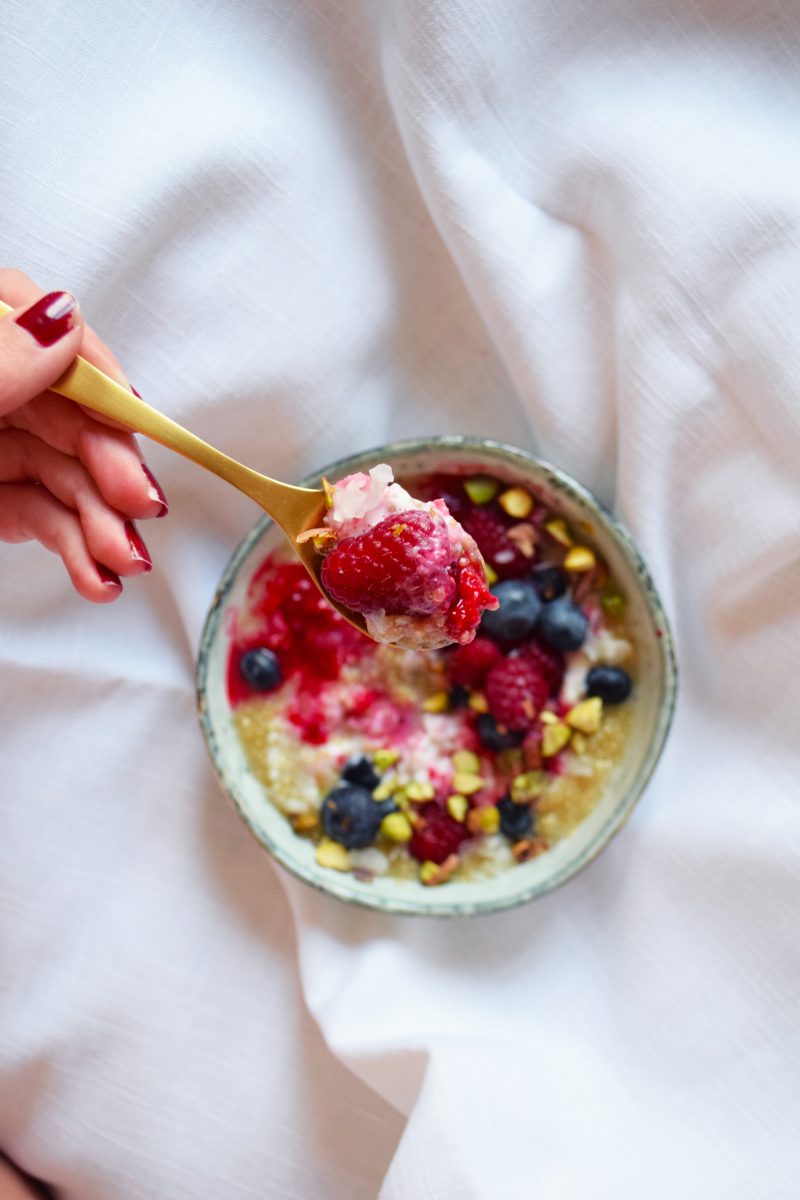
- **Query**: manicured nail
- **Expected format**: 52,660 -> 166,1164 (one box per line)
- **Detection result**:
141,463 -> 168,517
96,563 -> 122,589
16,291 -> 79,347
124,520 -> 152,571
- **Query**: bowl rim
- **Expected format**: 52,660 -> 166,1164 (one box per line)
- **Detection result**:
196,435 -> 678,917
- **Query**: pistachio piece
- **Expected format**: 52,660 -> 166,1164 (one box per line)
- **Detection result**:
373,748 -> 399,770
315,838 -> 352,871
464,475 -> 499,505
498,487 -> 534,520
468,692 -> 489,713
541,721 -> 571,757
571,732 -> 588,755
372,776 -> 399,801
380,812 -> 413,843
510,770 -> 548,803
422,690 -> 449,713
506,522 -> 537,557
544,518 -> 573,547
483,560 -> 499,586
467,805 -> 500,835
419,854 -> 460,886
446,794 -> 469,822
289,811 -> 319,833
566,696 -> 603,734
539,710 -> 558,725
601,589 -> 625,616
452,749 -> 480,774
564,545 -> 596,572
321,477 -> 335,509
404,780 -> 435,802
451,771 -> 484,795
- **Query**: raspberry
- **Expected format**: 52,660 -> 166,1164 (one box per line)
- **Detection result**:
447,636 -> 503,688
446,559 -> 497,644
321,510 -> 456,616
485,657 -> 550,731
462,507 -> 531,579
408,802 -> 468,864
517,637 -> 565,696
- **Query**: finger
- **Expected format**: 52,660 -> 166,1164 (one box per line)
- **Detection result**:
3,391 -> 169,519
0,482 -> 124,603
0,292 -> 84,417
0,428 -> 153,575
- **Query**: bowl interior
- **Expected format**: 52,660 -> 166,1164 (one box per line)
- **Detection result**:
197,437 -> 676,916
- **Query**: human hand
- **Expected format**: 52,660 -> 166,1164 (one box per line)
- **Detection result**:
0,269 -> 168,602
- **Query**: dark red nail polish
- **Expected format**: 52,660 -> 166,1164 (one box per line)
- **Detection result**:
141,463 -> 168,517
125,520 -> 152,570
96,563 -> 122,588
131,387 -> 143,399
16,291 -> 78,347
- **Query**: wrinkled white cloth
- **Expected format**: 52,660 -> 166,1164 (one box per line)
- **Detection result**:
2,1 -> 799,1197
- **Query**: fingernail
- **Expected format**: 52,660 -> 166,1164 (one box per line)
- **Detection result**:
16,291 -> 79,347
141,463 -> 168,517
124,520 -> 152,571
96,563 -> 122,589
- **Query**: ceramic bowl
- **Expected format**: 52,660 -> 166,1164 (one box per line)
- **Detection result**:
197,437 -> 677,917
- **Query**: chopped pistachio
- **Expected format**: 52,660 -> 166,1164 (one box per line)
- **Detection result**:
315,838 -> 351,871
373,748 -> 399,770
452,771 -> 484,795
380,812 -> 413,843
483,560 -> 499,586
290,811 -> 319,833
467,805 -> 500,835
295,525 -> 334,546
496,748 -> 524,776
571,732 -> 588,755
422,690 -> 449,713
464,475 -> 499,505
419,854 -> 460,886
404,779 -> 435,802
453,749 -> 480,774
544,517 -> 573,547
510,770 -> 548,803
498,487 -> 534,519
447,794 -> 469,822
468,692 -> 489,713
566,696 -> 603,734
372,776 -> 399,801
564,545 -> 596,572
506,522 -> 536,557
541,721 -> 571,757
321,477 -> 335,509
539,710 -> 558,725
601,589 -> 625,616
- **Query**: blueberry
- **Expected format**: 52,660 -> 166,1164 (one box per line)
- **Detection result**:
585,665 -> 632,705
536,596 -> 588,652
321,784 -> 384,849
476,713 -> 525,752
239,647 -> 283,691
530,563 -> 567,602
497,794 -> 534,841
480,580 -> 542,644
341,754 -> 381,790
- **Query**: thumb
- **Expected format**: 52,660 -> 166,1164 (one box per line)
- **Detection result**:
0,291 -> 84,418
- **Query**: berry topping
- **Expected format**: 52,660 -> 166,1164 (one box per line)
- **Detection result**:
447,559 -> 497,644
480,579 -> 542,645
462,507 -> 531,579
530,563 -> 568,601
341,754 -> 381,790
408,802 -> 469,864
536,596 -> 589,652
475,712 -> 525,751
447,636 -> 503,689
321,784 -> 384,849
497,794 -> 535,841
485,657 -> 550,731
585,665 -> 632,704
321,510 -> 456,617
239,647 -> 283,692
517,637 -> 565,696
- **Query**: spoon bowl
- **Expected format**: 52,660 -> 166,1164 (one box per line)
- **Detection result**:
0,299 -> 369,635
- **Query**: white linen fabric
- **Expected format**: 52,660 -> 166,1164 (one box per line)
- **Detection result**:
2,1 -> 799,1196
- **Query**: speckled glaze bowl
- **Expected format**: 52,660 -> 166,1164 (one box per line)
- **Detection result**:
197,437 -> 677,917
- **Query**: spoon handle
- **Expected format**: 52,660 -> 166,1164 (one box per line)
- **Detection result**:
0,300 -> 322,531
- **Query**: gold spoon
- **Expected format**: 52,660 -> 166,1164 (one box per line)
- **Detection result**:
0,300 -> 368,634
